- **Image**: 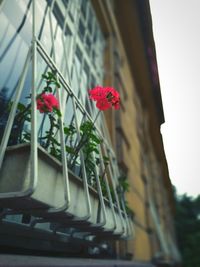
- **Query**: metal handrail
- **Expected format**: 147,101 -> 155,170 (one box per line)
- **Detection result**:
0,0 -> 133,238
0,48 -> 31,197
36,38 -> 128,233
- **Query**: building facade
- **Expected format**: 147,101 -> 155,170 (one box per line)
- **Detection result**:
0,0 -> 180,266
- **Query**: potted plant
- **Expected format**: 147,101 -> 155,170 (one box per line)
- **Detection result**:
0,72 -> 131,238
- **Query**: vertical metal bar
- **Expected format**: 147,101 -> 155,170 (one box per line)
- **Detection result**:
114,160 -> 133,238
72,96 -> 91,220
0,49 -> 31,169
48,0 -> 70,210
91,149 -> 106,226
31,0 -> 38,191
106,148 -> 125,235
98,146 -> 117,231
120,196 -> 132,238
102,143 -> 122,233
49,81 -> 71,210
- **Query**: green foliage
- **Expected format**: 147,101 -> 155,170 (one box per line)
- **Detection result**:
9,70 -> 62,152
42,71 -> 61,91
99,175 -> 107,197
64,120 -> 110,189
10,70 -> 112,193
80,121 -> 102,186
9,101 -> 31,144
118,175 -> 130,193
103,155 -> 110,165
117,175 -> 134,218
174,191 -> 200,267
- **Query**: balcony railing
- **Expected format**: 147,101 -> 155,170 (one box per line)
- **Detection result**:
0,0 -> 133,244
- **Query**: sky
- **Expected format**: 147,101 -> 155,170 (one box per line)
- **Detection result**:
149,0 -> 200,197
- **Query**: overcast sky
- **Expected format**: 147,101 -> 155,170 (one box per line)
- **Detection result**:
149,0 -> 200,197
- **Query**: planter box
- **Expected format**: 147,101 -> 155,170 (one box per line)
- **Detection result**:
0,144 -> 126,236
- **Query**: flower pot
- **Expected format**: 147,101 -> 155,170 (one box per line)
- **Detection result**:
0,143 -> 126,236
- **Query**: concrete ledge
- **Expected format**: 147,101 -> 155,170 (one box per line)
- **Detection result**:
0,254 -> 154,267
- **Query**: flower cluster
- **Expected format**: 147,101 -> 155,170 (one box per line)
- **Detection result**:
36,93 -> 59,113
89,86 -> 120,110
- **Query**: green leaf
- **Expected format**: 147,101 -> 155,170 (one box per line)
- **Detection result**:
103,156 -> 110,165
95,157 -> 100,165
80,121 -> 93,133
53,108 -> 62,117
47,71 -> 54,78
91,147 -> 99,154
89,133 -> 101,144
39,136 -> 48,140
85,160 -> 95,169
64,125 -> 76,136
65,146 -> 75,154
49,136 -> 60,146
64,127 -> 71,135
55,81 -> 61,88
17,102 -> 26,112
42,74 -> 48,79
43,86 -> 53,93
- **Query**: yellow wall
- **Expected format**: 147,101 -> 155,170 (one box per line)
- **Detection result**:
93,0 -> 178,263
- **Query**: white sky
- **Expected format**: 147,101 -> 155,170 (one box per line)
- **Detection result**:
149,0 -> 200,197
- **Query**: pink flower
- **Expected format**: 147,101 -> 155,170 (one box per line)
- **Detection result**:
89,86 -> 120,111
36,93 -> 59,113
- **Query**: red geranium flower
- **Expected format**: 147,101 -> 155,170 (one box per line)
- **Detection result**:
37,93 -> 59,113
89,86 -> 120,110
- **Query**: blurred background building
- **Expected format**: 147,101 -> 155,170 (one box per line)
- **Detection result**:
0,0 -> 181,266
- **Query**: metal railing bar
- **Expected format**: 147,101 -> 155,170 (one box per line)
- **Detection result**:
34,41 -> 123,224
36,40 -> 114,152
105,148 -> 125,235
45,0 -> 70,213
114,164 -> 133,238
98,148 -> 117,232
30,0 -> 38,193
101,145 -> 121,232
62,12 -> 71,84
36,48 -> 117,189
0,0 -> 133,240
71,96 -> 91,221
90,149 -> 107,227
0,48 -> 31,171
120,197 -> 133,238
47,81 -> 71,213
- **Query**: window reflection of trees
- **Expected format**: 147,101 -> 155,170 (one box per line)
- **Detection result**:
0,0 -> 105,146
